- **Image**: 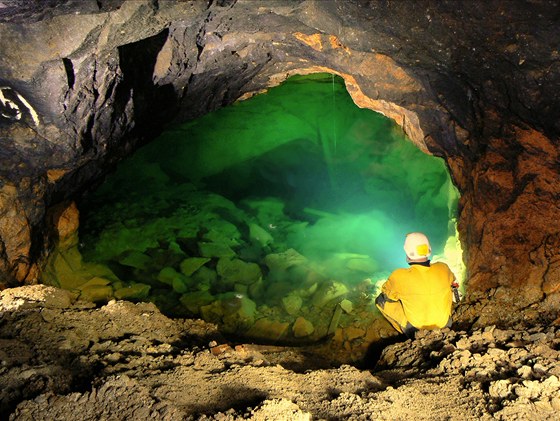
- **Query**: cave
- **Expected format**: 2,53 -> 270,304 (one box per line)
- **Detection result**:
1,0 -> 559,419
41,72 -> 461,349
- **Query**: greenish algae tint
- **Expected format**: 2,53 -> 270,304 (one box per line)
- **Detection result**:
49,74 -> 462,348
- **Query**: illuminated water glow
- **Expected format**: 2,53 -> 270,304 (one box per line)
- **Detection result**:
47,74 -> 463,344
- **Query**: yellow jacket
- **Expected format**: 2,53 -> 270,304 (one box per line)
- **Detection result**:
380,262 -> 455,330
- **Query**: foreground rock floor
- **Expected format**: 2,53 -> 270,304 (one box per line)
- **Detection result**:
1,286 -> 559,420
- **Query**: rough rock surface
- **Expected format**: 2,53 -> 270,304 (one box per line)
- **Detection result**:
0,1 -> 559,328
2,286 -> 560,420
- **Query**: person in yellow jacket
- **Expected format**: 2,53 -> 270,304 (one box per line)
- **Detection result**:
375,232 -> 458,338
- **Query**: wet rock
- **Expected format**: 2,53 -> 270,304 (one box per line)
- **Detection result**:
78,283 -> 113,302
340,299 -> 354,314
180,290 -> 215,314
311,281 -> 349,308
249,223 -> 274,248
199,242 -> 236,258
117,250 -> 152,270
264,249 -> 308,273
179,257 -> 211,277
247,318 -> 290,341
282,293 -> 303,316
217,257 -> 262,286
113,283 -> 151,300
293,317 -> 314,338
191,266 -> 217,291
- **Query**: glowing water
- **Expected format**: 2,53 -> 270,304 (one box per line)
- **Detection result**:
52,74 -> 461,343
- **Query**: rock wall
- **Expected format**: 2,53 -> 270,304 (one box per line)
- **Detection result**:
0,0 -> 559,327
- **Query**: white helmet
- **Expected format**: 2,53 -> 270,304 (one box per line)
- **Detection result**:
404,232 -> 431,260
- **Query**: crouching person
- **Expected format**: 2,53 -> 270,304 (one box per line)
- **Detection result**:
375,232 -> 458,338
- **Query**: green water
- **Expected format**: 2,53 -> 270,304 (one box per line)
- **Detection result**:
68,74 -> 460,343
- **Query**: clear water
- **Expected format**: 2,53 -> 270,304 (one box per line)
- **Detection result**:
64,74 -> 461,344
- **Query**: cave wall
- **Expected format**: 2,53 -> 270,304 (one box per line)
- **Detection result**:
0,0 -> 559,328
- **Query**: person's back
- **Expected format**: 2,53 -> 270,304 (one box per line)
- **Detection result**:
384,262 -> 454,330
375,232 -> 456,337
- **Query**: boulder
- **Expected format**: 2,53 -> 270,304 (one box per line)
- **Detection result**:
79,284 -> 113,302
293,317 -> 315,338
114,283 -> 151,300
191,266 -> 217,291
217,257 -> 262,286
311,281 -> 349,308
264,248 -> 307,273
282,293 -> 303,316
247,318 -> 290,341
180,290 -> 215,314
157,267 -> 185,286
118,250 -> 152,270
179,257 -> 211,277
220,293 -> 257,332
199,242 -> 236,258
340,299 -> 354,314
249,223 -> 274,248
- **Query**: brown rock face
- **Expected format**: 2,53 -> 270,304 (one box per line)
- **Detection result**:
0,0 -> 559,328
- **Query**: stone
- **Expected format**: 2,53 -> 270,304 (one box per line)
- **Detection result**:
247,318 -> 290,341
113,283 -> 151,300
118,250 -> 152,270
220,293 -> 257,332
311,281 -> 349,308
293,317 -> 314,338
217,257 -> 262,286
344,326 -> 365,341
50,247 -> 84,288
202,221 -> 241,247
79,284 -> 113,302
179,257 -> 211,277
281,293 -> 303,316
249,223 -> 274,248
339,299 -> 353,314
191,266 -> 217,290
172,277 -> 189,294
180,290 -> 215,314
489,380 -> 513,399
199,242 -> 236,258
157,267 -> 186,287
264,249 -> 308,273
78,277 -> 112,289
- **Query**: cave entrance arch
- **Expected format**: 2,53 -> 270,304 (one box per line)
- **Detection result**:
45,73 -> 462,357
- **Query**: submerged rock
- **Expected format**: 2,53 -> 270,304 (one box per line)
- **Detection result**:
179,257 -> 211,277
180,290 -> 215,314
282,293 -> 303,316
247,318 -> 290,341
117,250 -> 152,270
249,223 -> 274,248
293,317 -> 315,338
199,242 -> 236,258
217,257 -> 262,286
311,281 -> 349,308
113,283 -> 151,300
